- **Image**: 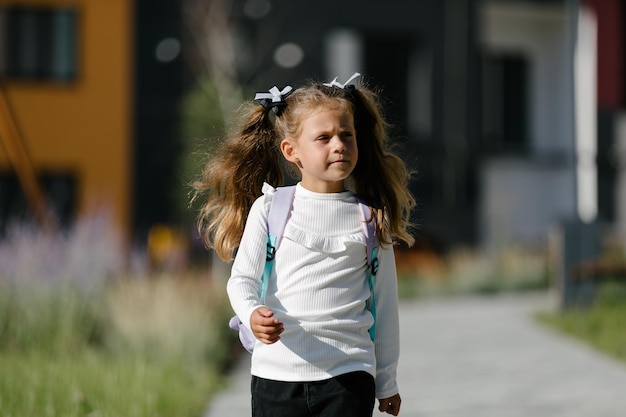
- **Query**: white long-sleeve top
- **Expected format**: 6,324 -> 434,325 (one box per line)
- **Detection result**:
227,183 -> 400,399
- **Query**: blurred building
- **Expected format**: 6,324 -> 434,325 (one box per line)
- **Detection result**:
478,0 -> 623,250
1,0 -> 624,254
234,0 -> 623,250
0,0 -> 184,244
0,0 -> 134,236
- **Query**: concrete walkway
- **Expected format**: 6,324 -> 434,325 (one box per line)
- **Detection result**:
204,292 -> 626,417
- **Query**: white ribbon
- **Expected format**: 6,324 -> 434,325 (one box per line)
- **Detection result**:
323,72 -> 361,88
254,85 -> 293,102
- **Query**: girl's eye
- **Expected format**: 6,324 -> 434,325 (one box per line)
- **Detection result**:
341,132 -> 354,140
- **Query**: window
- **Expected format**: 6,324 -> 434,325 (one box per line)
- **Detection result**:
481,53 -> 528,152
0,171 -> 76,232
0,6 -> 77,81
364,33 -> 413,137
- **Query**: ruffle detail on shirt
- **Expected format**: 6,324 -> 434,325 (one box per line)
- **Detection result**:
283,226 -> 365,254
261,182 -> 366,253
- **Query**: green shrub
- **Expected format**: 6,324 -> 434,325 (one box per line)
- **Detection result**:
397,245 -> 550,298
106,274 -> 237,370
0,279 -> 107,354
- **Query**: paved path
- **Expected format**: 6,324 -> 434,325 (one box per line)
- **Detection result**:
204,292 -> 626,417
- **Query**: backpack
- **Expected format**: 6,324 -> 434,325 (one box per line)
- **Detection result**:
228,185 -> 379,353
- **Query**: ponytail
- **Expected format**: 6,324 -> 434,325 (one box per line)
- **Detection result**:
192,103 -> 283,261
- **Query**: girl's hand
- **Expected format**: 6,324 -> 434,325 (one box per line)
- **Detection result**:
250,307 -> 283,344
378,393 -> 401,416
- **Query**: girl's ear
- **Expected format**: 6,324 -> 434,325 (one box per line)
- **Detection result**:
280,139 -> 299,163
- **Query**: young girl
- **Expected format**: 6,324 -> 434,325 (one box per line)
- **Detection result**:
193,73 -> 414,417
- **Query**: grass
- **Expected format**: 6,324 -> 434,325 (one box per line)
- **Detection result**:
0,275 -> 236,417
538,281 -> 626,363
0,351 -> 220,417
0,216 -> 238,417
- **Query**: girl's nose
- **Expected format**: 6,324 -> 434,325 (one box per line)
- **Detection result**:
332,135 -> 346,152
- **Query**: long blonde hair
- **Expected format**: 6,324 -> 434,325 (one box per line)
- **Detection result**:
192,80 -> 415,261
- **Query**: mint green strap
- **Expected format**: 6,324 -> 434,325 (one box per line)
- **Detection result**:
367,246 -> 378,340
260,234 -> 277,303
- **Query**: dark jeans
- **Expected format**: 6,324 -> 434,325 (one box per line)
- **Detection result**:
251,371 -> 375,417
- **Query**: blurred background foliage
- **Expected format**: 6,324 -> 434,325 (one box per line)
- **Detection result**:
0,215 -> 237,417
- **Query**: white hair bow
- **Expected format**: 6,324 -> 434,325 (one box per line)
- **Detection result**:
254,85 -> 294,114
323,72 -> 361,88
254,86 -> 294,104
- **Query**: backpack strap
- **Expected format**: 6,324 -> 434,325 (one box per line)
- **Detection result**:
260,185 -> 296,303
358,201 -> 379,340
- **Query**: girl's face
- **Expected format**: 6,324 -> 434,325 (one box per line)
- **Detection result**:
281,107 -> 357,193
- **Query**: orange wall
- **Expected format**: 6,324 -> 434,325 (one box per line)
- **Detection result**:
0,0 -> 133,239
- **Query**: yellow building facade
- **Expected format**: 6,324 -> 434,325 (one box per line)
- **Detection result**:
0,0 -> 133,239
